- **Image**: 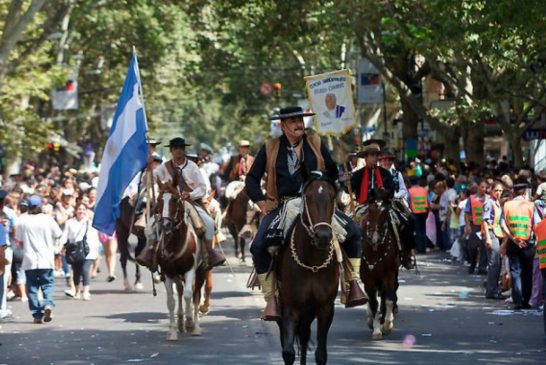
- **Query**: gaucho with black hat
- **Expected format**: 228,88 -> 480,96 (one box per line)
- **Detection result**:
245,106 -> 368,321
136,136 -> 225,271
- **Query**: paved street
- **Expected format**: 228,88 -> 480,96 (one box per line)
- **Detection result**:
1,240 -> 545,365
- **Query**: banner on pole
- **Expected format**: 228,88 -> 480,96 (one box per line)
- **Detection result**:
357,59 -> 383,104
305,69 -> 356,136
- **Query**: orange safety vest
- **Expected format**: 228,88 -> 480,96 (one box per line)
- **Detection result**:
409,186 -> 428,214
534,218 -> 546,269
491,200 -> 506,238
503,199 -> 534,240
469,194 -> 485,226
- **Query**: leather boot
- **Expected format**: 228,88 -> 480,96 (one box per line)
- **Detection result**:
204,239 -> 225,268
257,273 -> 280,321
344,258 -> 368,308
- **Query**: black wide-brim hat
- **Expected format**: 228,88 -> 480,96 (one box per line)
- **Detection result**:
165,137 -> 191,148
269,106 -> 315,120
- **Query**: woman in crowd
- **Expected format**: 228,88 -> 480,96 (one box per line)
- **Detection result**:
61,202 -> 100,300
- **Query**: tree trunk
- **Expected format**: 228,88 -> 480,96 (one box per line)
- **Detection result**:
443,125 -> 461,165
508,128 -> 524,169
400,96 -> 418,140
462,120 -> 485,167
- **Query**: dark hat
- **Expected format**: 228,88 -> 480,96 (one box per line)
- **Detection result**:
409,175 -> 420,184
165,137 -> 191,148
378,149 -> 396,161
513,177 -> 529,191
0,189 -> 7,201
147,138 -> 161,146
28,195 -> 42,208
269,106 -> 315,121
357,139 -> 386,157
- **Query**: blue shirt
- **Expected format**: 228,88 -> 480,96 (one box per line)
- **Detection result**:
482,198 -> 499,226
0,224 -> 6,246
2,207 -> 16,246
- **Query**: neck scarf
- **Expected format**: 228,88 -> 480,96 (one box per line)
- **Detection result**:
359,166 -> 384,204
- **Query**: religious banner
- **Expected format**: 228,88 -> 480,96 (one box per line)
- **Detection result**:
305,69 -> 356,136
357,59 -> 383,104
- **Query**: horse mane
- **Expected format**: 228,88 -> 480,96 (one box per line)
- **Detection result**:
303,170 -> 337,193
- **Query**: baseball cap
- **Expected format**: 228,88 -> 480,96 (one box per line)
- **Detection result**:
27,195 -> 42,208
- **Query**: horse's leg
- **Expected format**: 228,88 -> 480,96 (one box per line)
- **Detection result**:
281,307 -> 298,365
239,237 -> 246,262
367,286 -> 382,340
298,311 -> 314,365
117,228 -> 133,292
315,304 -> 334,365
134,236 -> 145,290
164,278 -> 177,341
184,268 -> 201,336
382,272 -> 396,335
227,223 -> 239,259
175,280 -> 185,333
199,271 -> 213,314
193,271 -> 205,335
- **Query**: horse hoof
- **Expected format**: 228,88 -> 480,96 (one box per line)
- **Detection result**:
124,285 -> 135,293
135,282 -> 144,291
152,274 -> 161,284
372,332 -> 383,340
382,322 -> 394,335
185,319 -> 195,331
177,319 -> 185,332
191,327 -> 202,336
167,331 -> 178,341
199,304 -> 209,315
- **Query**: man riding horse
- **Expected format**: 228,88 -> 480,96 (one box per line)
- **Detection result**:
352,140 -> 414,269
246,106 -> 368,322
137,137 -> 225,271
224,140 -> 260,239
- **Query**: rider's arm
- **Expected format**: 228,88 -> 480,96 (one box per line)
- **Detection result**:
185,161 -> 207,201
245,145 -> 267,203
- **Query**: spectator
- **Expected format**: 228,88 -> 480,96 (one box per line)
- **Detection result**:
15,195 -> 62,324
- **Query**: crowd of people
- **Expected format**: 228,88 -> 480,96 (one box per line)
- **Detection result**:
0,116 -> 545,343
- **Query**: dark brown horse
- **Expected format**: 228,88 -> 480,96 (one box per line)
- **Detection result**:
277,172 -> 339,365
359,197 -> 399,340
116,196 -> 146,291
224,187 -> 259,262
156,180 -> 207,341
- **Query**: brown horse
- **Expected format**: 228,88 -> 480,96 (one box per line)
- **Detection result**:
359,196 -> 399,340
277,172 -> 339,365
224,188 -> 259,262
156,183 -> 207,340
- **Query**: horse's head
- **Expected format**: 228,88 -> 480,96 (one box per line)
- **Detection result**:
362,196 -> 391,247
157,192 -> 179,234
302,171 -> 337,250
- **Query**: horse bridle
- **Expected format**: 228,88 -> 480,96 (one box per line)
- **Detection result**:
290,182 -> 336,272
300,188 -> 335,238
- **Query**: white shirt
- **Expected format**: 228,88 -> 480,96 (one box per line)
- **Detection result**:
15,214 -> 62,270
154,159 -> 207,201
389,167 -> 408,199
458,198 -> 468,227
61,217 -> 101,260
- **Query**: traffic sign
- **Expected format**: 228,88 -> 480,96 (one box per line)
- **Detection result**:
259,82 -> 273,96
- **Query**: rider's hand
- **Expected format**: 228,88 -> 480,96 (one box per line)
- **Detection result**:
180,192 -> 190,200
485,240 -> 492,249
257,200 -> 268,215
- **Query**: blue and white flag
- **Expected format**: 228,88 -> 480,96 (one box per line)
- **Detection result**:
93,52 -> 148,235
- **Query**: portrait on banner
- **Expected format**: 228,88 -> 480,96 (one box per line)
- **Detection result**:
305,69 -> 356,136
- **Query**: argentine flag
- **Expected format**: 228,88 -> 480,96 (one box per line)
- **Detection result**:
92,52 -> 148,235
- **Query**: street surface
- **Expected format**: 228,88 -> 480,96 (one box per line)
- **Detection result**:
1,239 -> 545,365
